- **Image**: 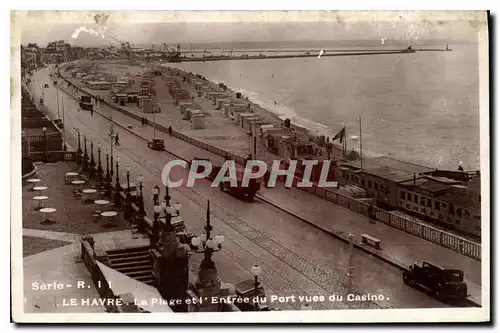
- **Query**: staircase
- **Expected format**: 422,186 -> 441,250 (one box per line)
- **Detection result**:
106,246 -> 156,286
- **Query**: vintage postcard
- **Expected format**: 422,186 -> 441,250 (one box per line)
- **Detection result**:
10,10 -> 490,323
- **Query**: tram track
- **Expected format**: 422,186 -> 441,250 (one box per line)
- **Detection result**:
52,71 -> 478,309
54,81 -> 389,310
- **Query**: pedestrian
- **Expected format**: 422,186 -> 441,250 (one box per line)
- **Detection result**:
115,133 -> 120,146
168,125 -> 172,136
90,109 -> 94,117
368,204 -> 376,224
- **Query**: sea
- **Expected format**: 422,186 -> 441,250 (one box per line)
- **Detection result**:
168,42 -> 481,170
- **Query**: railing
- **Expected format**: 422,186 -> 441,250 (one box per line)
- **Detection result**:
80,238 -> 145,313
294,180 -> 481,261
60,66 -> 482,262
27,150 -> 76,162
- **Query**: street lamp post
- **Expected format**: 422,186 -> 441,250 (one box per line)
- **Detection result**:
126,166 -> 131,195
251,265 -> 262,311
97,144 -> 103,179
83,136 -> 88,172
191,200 -> 224,290
108,125 -> 115,177
164,182 -> 171,206
114,157 -> 121,207
347,233 -> 354,293
75,129 -> 82,156
152,204 -> 161,249
90,139 -> 95,168
137,175 -> 145,215
152,186 -> 160,206
42,127 -> 48,162
105,153 -> 111,195
89,138 -> 95,179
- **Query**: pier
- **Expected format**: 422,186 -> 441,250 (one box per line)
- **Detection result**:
151,47 -> 451,63
179,50 -> 414,62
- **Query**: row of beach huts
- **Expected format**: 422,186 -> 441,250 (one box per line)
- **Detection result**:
66,64 -> 162,114
162,67 -> 318,160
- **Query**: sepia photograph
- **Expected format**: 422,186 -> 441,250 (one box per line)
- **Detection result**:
10,10 -> 490,323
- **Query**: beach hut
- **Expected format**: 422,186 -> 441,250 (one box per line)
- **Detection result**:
183,108 -> 202,121
136,95 -> 149,108
191,113 -> 206,129
106,74 -> 118,82
233,103 -> 247,111
207,92 -> 225,105
87,81 -> 111,90
200,86 -> 210,98
236,112 -> 256,126
216,98 -> 227,110
115,94 -> 128,106
179,102 -> 193,116
242,116 -> 260,131
174,91 -> 191,106
141,98 -> 153,113
111,81 -> 130,90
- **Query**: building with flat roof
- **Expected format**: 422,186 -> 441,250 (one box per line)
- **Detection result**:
397,174 -> 481,237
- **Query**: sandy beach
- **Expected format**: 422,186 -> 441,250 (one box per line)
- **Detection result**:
71,60 -> 345,161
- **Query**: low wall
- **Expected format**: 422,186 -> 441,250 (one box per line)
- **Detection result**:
294,180 -> 481,261
81,236 -> 152,313
26,150 -> 76,163
59,64 -> 481,262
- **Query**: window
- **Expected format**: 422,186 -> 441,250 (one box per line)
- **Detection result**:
414,194 -> 418,204
407,193 -> 412,201
368,181 -> 372,189
434,201 -> 440,210
448,203 -> 455,215
426,198 -> 432,208
361,178 -> 365,186
400,191 -> 406,200
374,183 -> 378,190
420,196 -> 426,206
456,208 -> 463,218
342,171 -> 346,178
456,219 -> 462,226
464,210 -> 471,217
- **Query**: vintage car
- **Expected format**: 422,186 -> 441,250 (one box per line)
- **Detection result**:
189,157 -> 219,181
403,261 -> 468,300
79,95 -> 93,111
218,166 -> 262,202
233,279 -> 269,311
147,138 -> 165,151
53,119 -> 64,128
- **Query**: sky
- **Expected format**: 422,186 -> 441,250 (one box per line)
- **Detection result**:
16,11 -> 484,47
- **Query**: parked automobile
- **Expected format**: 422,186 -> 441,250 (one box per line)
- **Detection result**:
403,261 -> 468,300
147,138 -> 165,151
53,119 -> 64,128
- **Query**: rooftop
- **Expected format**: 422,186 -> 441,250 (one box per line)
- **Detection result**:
341,156 -> 434,176
439,192 -> 481,211
399,178 -> 453,193
363,166 -> 416,183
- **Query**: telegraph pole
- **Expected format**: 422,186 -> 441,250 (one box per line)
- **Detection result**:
359,116 -> 363,171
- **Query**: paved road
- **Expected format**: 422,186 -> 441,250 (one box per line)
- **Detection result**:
29,67 -> 448,310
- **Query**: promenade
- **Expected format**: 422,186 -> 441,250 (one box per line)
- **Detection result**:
54,63 -> 482,307
28,65 -> 455,310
